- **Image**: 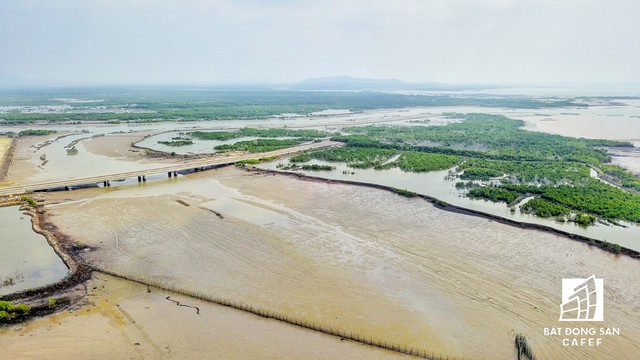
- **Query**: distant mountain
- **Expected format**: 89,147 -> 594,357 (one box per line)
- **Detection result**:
290,76 -> 495,91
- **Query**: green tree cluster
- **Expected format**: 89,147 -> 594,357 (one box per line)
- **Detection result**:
520,199 -> 570,217
158,140 -> 193,147
190,128 -> 329,141
214,138 -> 309,153
467,186 -> 519,203
18,129 -> 56,137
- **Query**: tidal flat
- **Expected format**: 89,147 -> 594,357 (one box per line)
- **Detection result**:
17,166 -> 640,359
2,102 -> 640,358
1,273 -> 402,360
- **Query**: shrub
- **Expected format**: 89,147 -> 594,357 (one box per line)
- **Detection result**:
20,196 -> 38,207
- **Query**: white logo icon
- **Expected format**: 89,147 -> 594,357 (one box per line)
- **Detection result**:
560,275 -> 603,321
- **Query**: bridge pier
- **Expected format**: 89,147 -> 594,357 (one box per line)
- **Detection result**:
103,180 -> 110,187
142,175 -> 146,182
0,141 -> 334,196
168,171 -> 172,178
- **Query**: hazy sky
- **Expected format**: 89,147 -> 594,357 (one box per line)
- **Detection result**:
1,0 -> 639,85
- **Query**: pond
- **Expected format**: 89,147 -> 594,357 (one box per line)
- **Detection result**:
0,206 -> 68,296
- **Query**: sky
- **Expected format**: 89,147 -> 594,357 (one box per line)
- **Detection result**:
1,0 -> 639,86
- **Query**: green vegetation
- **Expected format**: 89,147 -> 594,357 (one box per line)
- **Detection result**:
48,297 -> 57,307
290,147 -> 459,172
190,128 -> 329,141
158,140 -> 193,146
0,88 -> 582,124
468,186 -> 519,204
340,114 -> 631,164
0,300 -> 31,322
236,156 -> 279,166
301,164 -> 335,171
384,152 -> 460,172
20,196 -> 37,207
455,181 -> 479,189
601,164 -> 640,192
541,180 -> 640,221
501,180 -> 640,223
215,138 -> 309,153
18,129 -> 56,137
458,159 -> 591,184
521,199 -> 570,218
393,188 -> 417,197
602,241 -> 623,254
287,113 -> 638,225
574,213 -> 597,226
434,199 -> 449,207
290,147 -> 398,167
460,167 -> 504,180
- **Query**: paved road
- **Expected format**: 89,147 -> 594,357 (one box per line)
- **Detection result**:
0,140 -> 342,196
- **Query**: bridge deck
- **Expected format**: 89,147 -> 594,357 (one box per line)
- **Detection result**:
0,140 -> 342,196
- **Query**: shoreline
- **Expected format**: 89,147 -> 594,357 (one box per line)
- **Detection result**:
247,166 -> 640,259
0,200 -> 448,359
0,164 -> 637,358
0,203 -> 91,320
3,158 -> 637,306
2,158 -> 637,309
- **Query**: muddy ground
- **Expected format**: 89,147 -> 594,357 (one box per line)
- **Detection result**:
19,167 -> 640,359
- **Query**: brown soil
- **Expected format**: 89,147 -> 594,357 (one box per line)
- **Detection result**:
83,132 -> 181,163
0,273 -> 405,360
35,167 -> 640,359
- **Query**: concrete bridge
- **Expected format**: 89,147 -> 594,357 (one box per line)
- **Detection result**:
0,140 -> 342,196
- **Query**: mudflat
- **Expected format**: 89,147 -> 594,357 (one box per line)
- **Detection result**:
0,273 -> 402,360
35,166 -> 640,359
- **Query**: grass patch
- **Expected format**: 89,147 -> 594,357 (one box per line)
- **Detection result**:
0,300 -> 31,322
20,195 -> 37,207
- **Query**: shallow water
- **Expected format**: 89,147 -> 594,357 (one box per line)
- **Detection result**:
19,133 -> 167,184
0,206 -> 67,295
258,160 -> 640,251
3,103 -> 639,185
136,134 -> 297,155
